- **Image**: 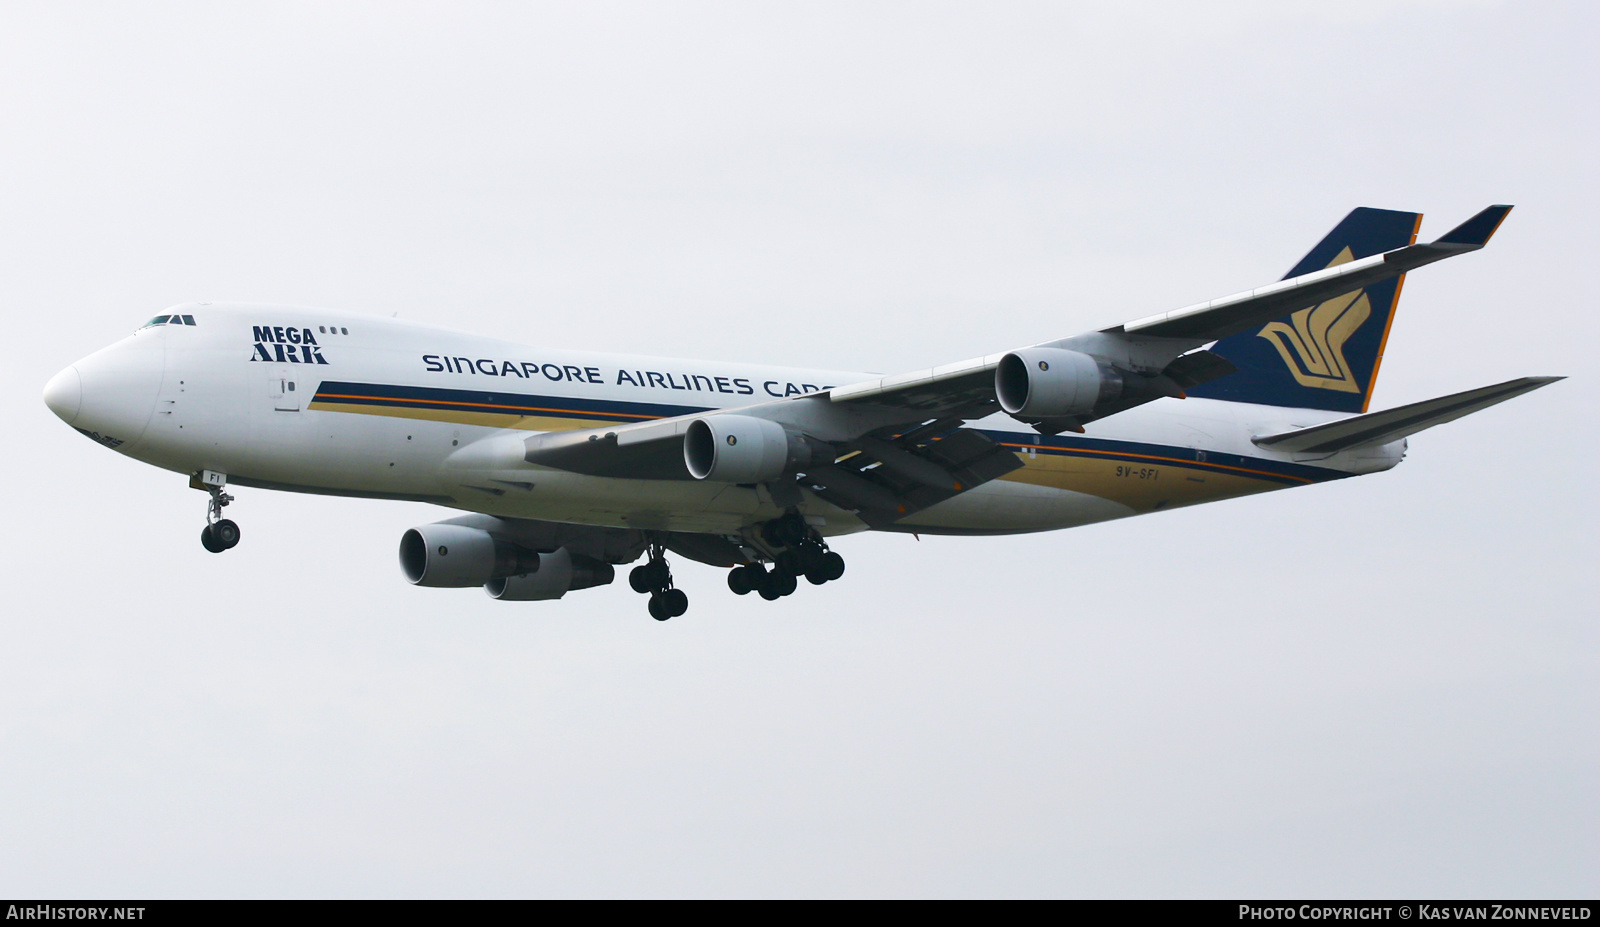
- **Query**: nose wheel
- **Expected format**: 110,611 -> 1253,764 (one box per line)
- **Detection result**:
199,483 -> 241,553
201,519 -> 240,552
629,544 -> 688,620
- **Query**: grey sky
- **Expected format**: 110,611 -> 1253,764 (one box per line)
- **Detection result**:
1,1 -> 1594,897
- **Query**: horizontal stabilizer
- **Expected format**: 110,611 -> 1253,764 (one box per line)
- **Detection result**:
1253,376 -> 1562,454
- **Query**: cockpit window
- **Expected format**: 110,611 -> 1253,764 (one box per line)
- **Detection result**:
140,314 -> 198,329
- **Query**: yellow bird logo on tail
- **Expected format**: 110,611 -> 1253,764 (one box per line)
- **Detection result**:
1256,247 -> 1369,393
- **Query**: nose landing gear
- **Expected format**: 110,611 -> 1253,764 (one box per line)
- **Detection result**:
199,481 -> 240,553
629,543 -> 688,620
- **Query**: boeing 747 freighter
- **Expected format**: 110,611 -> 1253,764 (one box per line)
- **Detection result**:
42,205 -> 1559,619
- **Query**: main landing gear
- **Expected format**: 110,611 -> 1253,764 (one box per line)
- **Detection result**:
199,483 -> 241,553
629,544 -> 688,621
727,511 -> 845,602
628,514 -> 846,619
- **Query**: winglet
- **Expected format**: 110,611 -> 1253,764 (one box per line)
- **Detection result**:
1434,204 -> 1514,247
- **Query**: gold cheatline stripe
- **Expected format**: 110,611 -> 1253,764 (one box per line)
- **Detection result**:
314,392 -> 662,421
1000,441 -> 1314,484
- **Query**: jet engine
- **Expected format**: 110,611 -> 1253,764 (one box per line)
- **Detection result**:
484,546 -> 615,600
683,415 -> 833,482
994,347 -> 1122,419
399,523 -> 541,587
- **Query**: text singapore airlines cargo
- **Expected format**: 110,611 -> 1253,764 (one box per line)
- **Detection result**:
42,205 -> 1560,620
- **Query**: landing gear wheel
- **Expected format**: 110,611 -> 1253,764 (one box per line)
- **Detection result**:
212,519 -> 241,550
630,558 -> 669,593
200,524 -> 224,553
756,565 -> 786,600
803,550 -> 844,585
647,588 -> 688,620
728,565 -> 757,595
765,570 -> 797,598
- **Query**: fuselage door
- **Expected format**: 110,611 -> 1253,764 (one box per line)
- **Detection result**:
267,371 -> 300,412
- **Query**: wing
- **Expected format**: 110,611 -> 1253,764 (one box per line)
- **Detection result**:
518,205 -> 1515,524
828,205 -> 1513,423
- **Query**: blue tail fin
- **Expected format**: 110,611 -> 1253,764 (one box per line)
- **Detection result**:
1186,207 -> 1423,413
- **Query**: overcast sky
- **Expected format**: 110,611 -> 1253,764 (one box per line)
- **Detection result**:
1,1 -> 1594,898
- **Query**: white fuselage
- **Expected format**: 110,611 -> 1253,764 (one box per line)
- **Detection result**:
44,303 -> 1404,540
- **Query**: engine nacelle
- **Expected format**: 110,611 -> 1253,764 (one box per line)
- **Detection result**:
399,523 -> 541,587
995,347 -> 1121,419
484,547 -> 616,601
683,415 -> 832,482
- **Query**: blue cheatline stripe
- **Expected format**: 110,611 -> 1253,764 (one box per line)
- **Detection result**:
310,380 -> 710,423
310,380 -> 1346,486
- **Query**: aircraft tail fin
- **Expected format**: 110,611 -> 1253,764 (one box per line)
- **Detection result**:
1252,376 -> 1562,455
1187,206 -> 1427,413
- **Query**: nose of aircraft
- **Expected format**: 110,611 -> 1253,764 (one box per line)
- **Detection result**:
45,334 -> 165,447
43,365 -> 82,424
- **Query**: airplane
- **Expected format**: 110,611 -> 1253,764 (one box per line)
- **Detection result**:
41,205 -> 1560,620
